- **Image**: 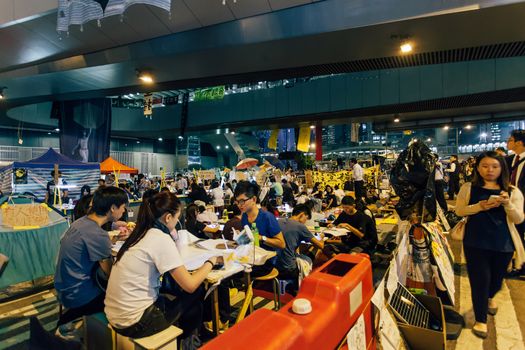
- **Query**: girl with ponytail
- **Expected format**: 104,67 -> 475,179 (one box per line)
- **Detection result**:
104,191 -> 219,346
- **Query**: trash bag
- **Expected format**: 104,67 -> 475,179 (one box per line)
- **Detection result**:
445,210 -> 462,227
390,140 -> 438,221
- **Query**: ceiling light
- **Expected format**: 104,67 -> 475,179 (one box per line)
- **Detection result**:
47,132 -> 51,135
465,124 -> 472,129
55,128 -> 60,132
480,132 -> 487,138
0,87 -> 6,100
136,140 -> 140,144
443,125 -> 449,130
158,137 -> 163,141
310,125 -> 315,129
400,42 -> 413,53
18,138 -> 23,145
225,145 -> 229,149
216,129 -> 221,135
231,131 -> 235,135
394,118 -> 400,123
178,136 -> 184,140
136,70 -> 154,84
216,145 -> 221,150
427,138 -> 431,142
310,143 -> 316,149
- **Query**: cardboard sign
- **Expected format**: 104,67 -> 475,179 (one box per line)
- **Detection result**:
2,204 -> 49,227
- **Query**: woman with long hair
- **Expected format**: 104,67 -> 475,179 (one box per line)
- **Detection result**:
456,151 -> 525,338
184,203 -> 219,239
104,191 -> 220,347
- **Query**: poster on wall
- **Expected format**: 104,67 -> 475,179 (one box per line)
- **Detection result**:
55,99 -> 112,163
13,168 -> 28,185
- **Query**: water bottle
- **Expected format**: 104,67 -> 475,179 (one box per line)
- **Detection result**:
251,223 -> 260,247
222,209 -> 228,221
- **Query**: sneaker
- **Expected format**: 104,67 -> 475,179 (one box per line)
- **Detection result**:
179,334 -> 202,350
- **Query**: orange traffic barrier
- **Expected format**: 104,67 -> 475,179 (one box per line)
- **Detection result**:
202,253 -> 375,350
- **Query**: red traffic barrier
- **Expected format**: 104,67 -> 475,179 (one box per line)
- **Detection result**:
202,253 -> 375,350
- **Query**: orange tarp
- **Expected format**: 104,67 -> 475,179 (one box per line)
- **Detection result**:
100,157 -> 138,174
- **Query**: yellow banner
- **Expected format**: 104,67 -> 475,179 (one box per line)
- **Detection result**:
268,129 -> 279,150
297,126 -> 311,152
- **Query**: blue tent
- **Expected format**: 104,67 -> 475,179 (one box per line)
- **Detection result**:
0,148 -> 100,200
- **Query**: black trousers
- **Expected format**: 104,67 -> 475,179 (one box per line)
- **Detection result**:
354,180 -> 365,200
463,245 -> 513,323
113,286 -> 205,338
447,176 -> 459,199
435,180 -> 448,211
57,293 -> 105,326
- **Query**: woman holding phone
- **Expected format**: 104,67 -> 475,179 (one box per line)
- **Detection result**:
104,191 -> 220,348
456,151 -> 525,338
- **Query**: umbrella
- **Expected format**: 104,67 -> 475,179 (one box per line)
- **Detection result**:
264,156 -> 285,170
236,158 -> 259,170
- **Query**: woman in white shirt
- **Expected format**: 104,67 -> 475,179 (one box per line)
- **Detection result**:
105,191 -> 220,346
210,180 -> 225,213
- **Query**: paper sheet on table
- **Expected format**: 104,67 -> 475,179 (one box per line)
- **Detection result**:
179,247 -> 216,271
112,240 -> 124,252
323,228 -> 349,237
379,306 -> 402,350
371,279 -> 385,308
386,260 -> 398,301
346,314 -> 366,350
195,239 -> 233,251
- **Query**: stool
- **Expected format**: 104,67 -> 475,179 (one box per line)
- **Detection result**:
84,312 -> 182,350
251,268 -> 280,311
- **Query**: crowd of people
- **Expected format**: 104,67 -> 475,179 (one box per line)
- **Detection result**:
50,129 -> 525,345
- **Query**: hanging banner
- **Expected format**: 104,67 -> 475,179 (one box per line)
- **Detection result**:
144,93 -> 153,117
194,86 -> 225,101
351,123 -> 360,142
297,126 -> 311,152
268,129 -> 279,150
56,98 -> 112,163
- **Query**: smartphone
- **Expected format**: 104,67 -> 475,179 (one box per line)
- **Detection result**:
487,195 -> 501,204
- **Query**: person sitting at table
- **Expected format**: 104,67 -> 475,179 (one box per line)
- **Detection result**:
328,196 -> 377,255
188,182 -> 210,204
185,203 -> 219,239
322,185 -> 338,210
210,180 -> 225,214
196,203 -> 219,223
222,204 -> 243,241
234,181 -> 285,276
72,194 -> 94,222
54,186 -> 128,326
305,199 -> 326,227
104,191 -> 221,348
277,204 -> 325,294
261,198 -> 280,218
282,179 -> 295,205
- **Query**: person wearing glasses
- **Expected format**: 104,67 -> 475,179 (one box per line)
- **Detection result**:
234,181 -> 285,276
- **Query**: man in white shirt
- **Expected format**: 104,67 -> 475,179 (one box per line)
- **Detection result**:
176,174 -> 188,194
350,158 -> 365,200
434,161 -> 448,211
445,155 -> 460,200
506,130 -> 525,275
334,185 -> 346,205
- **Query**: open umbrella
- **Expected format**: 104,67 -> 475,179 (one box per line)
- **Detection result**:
236,158 -> 258,170
264,156 -> 285,169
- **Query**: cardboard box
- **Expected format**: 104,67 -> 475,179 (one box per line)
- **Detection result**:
397,294 -> 446,350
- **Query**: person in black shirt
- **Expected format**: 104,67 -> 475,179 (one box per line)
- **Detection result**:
184,204 -> 218,239
322,185 -> 338,210
282,179 -> 295,205
188,183 -> 210,204
329,196 -> 377,254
